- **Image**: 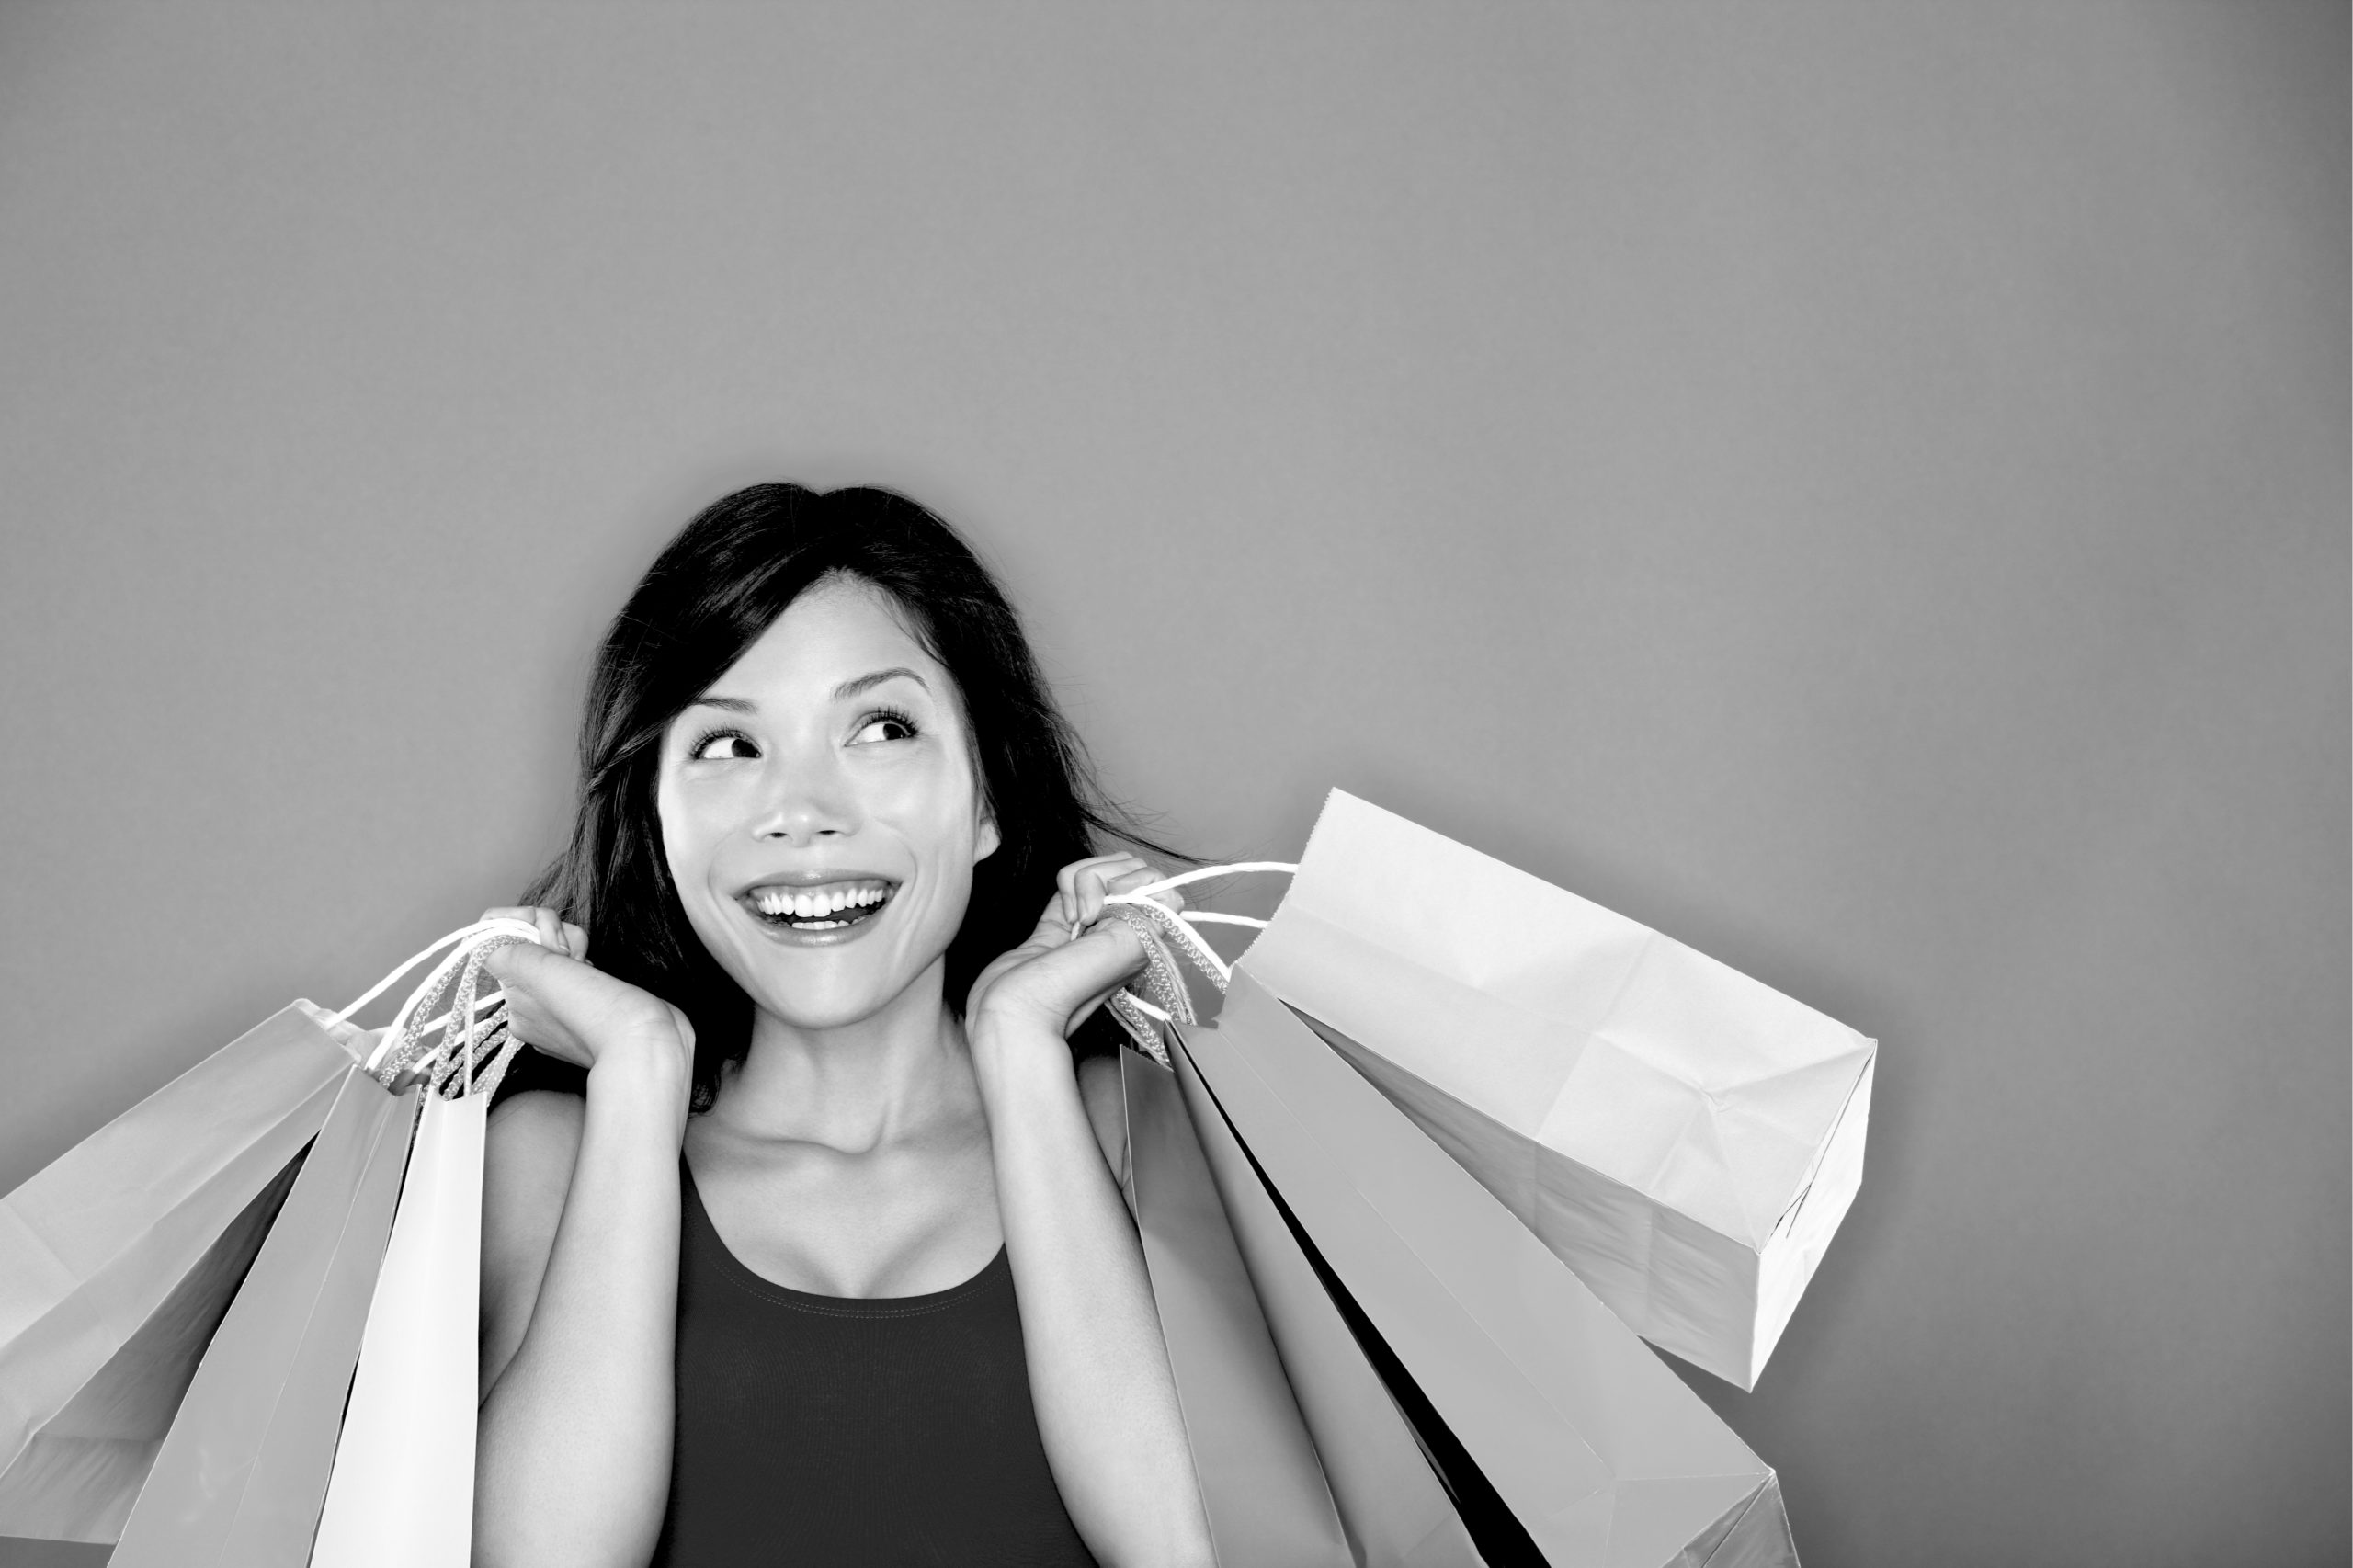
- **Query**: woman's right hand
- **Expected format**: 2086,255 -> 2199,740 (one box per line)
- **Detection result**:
479,906 -> 695,1084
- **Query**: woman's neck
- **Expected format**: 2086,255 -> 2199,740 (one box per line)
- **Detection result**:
708,965 -> 981,1154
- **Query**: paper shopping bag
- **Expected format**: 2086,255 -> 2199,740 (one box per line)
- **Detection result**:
1120,1047 -> 1359,1567
0,1002 -> 362,1541
310,1087 -> 486,1568
1156,1045 -> 1483,1567
1239,790 -> 1875,1390
0,1155 -> 304,1542
1178,971 -> 1797,1567
108,1069 -> 420,1568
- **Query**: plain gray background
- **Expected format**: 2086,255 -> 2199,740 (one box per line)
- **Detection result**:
1,5 -> 2344,1565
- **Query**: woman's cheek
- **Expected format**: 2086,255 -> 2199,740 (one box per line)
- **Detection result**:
655,780 -> 733,924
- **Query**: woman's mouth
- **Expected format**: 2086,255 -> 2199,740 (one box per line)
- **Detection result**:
740,878 -> 897,932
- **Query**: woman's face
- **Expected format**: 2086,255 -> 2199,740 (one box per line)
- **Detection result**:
655,575 -> 999,1032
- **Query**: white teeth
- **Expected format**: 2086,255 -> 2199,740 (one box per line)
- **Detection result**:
747,881 -> 892,921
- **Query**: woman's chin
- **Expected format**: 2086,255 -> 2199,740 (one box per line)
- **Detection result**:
733,951 -> 945,1038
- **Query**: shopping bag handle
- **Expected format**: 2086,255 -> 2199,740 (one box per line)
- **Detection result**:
332,918 -> 549,1098
1103,862 -> 1295,985
1098,862 -> 1295,1061
325,861 -> 1300,1088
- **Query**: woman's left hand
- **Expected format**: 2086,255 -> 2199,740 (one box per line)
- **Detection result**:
966,853 -> 1185,1043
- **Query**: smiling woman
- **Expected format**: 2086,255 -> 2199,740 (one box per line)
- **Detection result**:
467,485 -> 1215,1568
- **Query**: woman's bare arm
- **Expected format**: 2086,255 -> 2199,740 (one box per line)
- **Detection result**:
472,938 -> 695,1568
971,1016 -> 1212,1568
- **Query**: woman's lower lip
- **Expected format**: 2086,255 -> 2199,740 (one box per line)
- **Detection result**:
741,902 -> 889,947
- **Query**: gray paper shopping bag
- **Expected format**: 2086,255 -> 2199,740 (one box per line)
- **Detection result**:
1179,971 -> 1797,1567
1240,790 -> 1875,1390
1151,1044 -> 1483,1568
109,1069 -> 420,1568
1120,1047 -> 1361,1567
0,1002 -> 362,1541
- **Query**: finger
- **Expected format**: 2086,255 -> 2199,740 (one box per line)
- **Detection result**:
1092,865 -> 1179,923
1063,931 -> 1150,1035
1029,891 -> 1081,949
483,936 -> 534,989
1077,856 -> 1154,929
479,906 -> 566,952
1056,854 -> 1138,929
1101,864 -> 1183,912
561,922 -> 589,961
1077,866 -> 1110,929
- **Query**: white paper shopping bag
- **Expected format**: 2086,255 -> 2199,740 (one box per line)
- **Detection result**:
309,1085 -> 487,1568
1240,790 -> 1875,1390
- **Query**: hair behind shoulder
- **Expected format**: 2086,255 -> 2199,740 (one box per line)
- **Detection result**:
506,482 -> 1186,1111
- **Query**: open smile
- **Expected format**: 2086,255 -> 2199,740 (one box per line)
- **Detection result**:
737,877 -> 898,934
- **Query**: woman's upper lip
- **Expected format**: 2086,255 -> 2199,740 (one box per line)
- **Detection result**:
734,869 -> 900,895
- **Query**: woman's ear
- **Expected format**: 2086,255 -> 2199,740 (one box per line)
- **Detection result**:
974,807 -> 1002,864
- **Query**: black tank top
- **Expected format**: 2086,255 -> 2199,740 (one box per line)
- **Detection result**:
651,1164 -> 1099,1568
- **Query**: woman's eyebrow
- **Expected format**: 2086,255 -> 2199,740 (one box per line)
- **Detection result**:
832,666 -> 928,700
688,668 -> 927,714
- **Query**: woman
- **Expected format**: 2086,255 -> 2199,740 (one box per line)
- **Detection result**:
471,483 -> 1216,1568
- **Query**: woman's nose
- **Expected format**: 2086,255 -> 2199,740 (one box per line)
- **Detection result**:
749,754 -> 862,845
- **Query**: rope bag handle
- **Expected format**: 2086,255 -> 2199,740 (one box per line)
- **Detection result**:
1097,862 -> 1297,1064
330,917 -> 549,1100
322,858 -> 1292,1089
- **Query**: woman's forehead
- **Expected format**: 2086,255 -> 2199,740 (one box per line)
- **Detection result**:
708,579 -> 948,702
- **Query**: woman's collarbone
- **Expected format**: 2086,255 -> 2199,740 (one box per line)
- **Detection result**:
688,1132 -> 1002,1300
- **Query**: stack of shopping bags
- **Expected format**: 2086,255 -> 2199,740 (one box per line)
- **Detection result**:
1106,790 -> 1874,1566
0,921 -> 540,1566
0,792 -> 1875,1566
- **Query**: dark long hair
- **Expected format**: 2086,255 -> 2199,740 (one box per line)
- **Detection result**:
505,482 -> 1183,1111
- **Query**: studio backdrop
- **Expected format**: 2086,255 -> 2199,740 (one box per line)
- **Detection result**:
0,6 -> 2343,1567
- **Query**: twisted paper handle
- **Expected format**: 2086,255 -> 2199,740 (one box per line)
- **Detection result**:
1098,862 -> 1296,1064
331,917 -> 548,1099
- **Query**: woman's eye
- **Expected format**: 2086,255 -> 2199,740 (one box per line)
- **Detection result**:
690,731 -> 759,761
850,712 -> 918,744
